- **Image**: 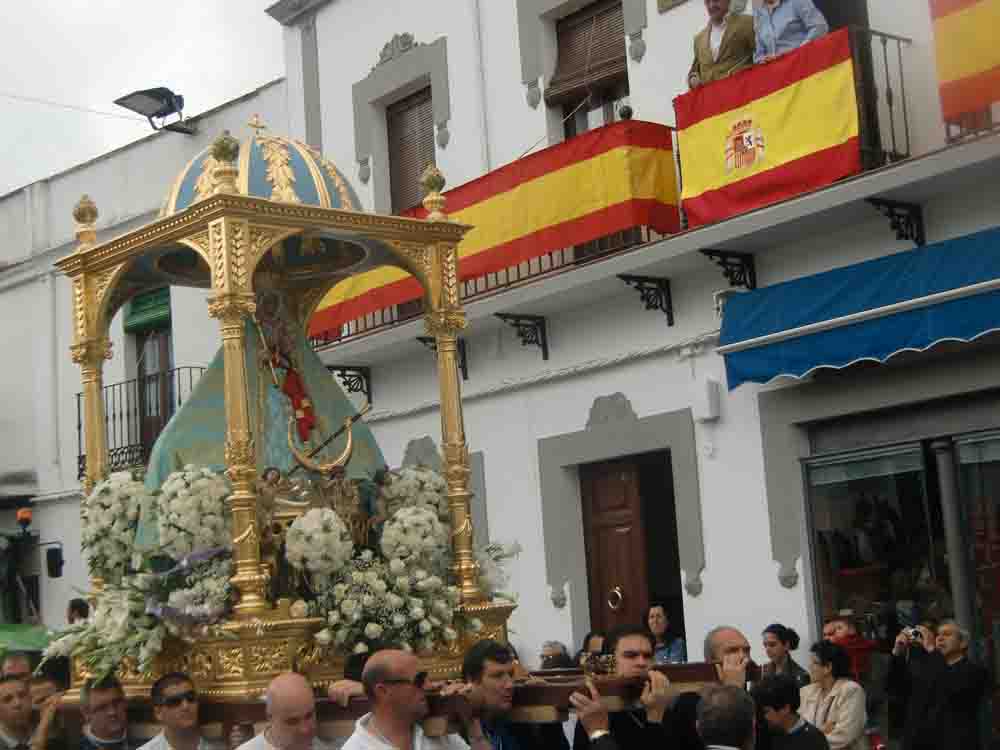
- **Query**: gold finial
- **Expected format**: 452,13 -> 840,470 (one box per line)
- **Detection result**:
248,113 -> 267,136
420,164 -> 447,221
210,130 -> 241,195
73,195 -> 98,244
211,130 -> 240,164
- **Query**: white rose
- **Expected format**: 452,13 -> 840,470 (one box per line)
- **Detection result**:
353,642 -> 369,654
389,558 -> 405,575
442,626 -> 458,641
315,629 -> 333,646
364,622 -> 384,639
290,600 -> 309,618
392,613 -> 407,627
418,619 -> 433,635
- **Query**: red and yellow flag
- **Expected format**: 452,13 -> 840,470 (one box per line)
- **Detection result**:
309,120 -> 679,338
931,0 -> 1000,121
673,29 -> 860,228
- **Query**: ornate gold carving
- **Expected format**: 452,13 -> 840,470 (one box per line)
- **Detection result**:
73,194 -> 99,227
207,293 -> 256,322
287,416 -> 353,475
181,650 -> 214,680
250,641 -> 289,674
72,278 -> 87,340
424,311 -> 466,337
195,154 -> 222,202
258,137 -> 300,203
421,165 -> 447,221
441,245 -> 460,308
210,221 -> 226,290
231,222 -> 248,290
224,434 -> 255,467
218,648 -> 245,678
232,522 -> 259,546
70,338 -> 113,366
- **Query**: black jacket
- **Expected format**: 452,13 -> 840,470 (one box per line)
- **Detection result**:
771,721 -> 830,750
479,719 -> 569,750
887,649 -> 989,750
572,709 -> 673,750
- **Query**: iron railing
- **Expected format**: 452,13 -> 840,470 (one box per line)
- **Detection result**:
850,27 -> 914,168
76,366 -> 205,480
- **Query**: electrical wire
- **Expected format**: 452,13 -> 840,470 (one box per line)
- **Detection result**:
0,90 -> 147,123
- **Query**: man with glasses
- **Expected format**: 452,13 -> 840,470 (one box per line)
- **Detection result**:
342,649 -> 488,749
140,673 -> 215,750
80,676 -> 137,750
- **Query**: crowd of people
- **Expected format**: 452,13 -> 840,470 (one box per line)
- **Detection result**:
0,600 -> 991,750
687,0 -> 830,91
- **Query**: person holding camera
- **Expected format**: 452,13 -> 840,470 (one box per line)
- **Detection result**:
888,620 -> 989,750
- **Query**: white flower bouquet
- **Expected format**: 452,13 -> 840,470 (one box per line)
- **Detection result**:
81,471 -> 151,581
380,506 -> 449,572
286,508 -> 354,586
310,550 -> 463,654
474,541 -> 522,601
156,466 -> 232,560
380,466 -> 450,522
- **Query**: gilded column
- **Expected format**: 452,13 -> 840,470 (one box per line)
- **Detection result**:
72,337 -> 112,495
207,215 -> 270,616
421,166 -> 484,604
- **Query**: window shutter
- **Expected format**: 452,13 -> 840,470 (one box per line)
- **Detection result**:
124,287 -> 171,334
546,0 -> 627,106
387,87 -> 436,214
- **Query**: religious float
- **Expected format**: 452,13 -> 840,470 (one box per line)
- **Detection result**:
49,118 -> 518,708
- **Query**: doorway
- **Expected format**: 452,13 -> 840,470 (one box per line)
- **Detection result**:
580,451 -> 685,641
137,326 -> 174,458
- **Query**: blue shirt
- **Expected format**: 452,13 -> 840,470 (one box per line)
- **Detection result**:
754,0 -> 829,63
653,636 -> 687,664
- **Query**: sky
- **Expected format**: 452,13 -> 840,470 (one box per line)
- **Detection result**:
0,1 -> 284,196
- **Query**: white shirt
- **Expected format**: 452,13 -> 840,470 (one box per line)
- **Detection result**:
138,733 -> 222,750
341,715 -> 468,750
710,20 -> 727,61
235,733 -> 342,750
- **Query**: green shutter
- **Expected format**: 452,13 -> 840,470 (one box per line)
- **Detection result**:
124,287 -> 171,333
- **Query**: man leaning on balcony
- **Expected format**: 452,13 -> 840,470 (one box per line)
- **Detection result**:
688,0 -> 755,89
754,0 -> 828,63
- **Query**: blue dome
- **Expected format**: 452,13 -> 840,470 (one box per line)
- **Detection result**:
161,131 -> 362,216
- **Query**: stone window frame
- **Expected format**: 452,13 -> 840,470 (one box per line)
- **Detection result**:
352,36 -> 451,213
537,394 -> 705,647
516,0 -> 648,109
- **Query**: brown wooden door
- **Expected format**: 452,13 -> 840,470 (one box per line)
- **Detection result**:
581,458 -> 649,634
138,328 -> 173,456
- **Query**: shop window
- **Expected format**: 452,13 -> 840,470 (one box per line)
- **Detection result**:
806,445 -> 950,638
386,87 -> 435,214
957,432 -> 1000,678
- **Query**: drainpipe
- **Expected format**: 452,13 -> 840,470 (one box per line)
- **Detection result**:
471,0 -> 492,172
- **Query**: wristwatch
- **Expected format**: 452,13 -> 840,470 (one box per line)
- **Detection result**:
588,729 -> 611,742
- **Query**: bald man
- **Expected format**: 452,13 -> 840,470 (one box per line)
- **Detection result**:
342,649 -> 488,750
237,673 -> 326,750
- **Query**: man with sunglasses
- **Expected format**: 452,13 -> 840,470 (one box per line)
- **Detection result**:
342,649 -> 489,750
140,673 -> 215,750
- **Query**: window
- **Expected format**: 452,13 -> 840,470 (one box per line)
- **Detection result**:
386,87 -> 435,214
547,0 -> 629,134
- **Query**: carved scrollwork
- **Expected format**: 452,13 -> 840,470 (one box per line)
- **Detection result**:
207,293 -> 256,323
70,338 -> 113,367
218,647 -> 245,678
258,137 -> 300,203
223,434 -> 255,467
210,221 -> 227,290
250,641 -> 290,674
72,278 -> 87,340
181,649 -> 214,680
194,154 -> 222,203
231,222 -> 248,290
294,641 -> 328,670
440,245 -> 460,308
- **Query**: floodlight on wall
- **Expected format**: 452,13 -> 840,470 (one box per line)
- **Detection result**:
114,87 -> 196,134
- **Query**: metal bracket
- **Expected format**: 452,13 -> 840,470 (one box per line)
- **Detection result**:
495,314 -> 549,361
618,275 -> 674,326
416,337 -> 469,381
700,249 -> 757,290
326,366 -> 372,404
867,198 -> 926,246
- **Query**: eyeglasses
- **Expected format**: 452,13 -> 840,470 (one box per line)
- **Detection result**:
381,671 -> 427,689
156,690 -> 198,708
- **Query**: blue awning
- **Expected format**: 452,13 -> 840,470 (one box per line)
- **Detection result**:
719,225 -> 1000,389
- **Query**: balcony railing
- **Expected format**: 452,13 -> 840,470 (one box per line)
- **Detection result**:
77,367 -> 205,480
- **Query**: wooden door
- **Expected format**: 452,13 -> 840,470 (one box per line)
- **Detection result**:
580,458 -> 649,634
138,328 -> 173,456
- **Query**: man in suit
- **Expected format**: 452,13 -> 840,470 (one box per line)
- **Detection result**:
888,620 -> 989,750
688,0 -> 755,89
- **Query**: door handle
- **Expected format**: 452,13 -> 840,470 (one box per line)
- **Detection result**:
607,585 -> 624,611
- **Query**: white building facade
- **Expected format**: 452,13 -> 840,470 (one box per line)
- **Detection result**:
2,3 -> 999,731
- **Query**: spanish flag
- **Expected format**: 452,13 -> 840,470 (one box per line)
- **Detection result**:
931,0 -> 1000,122
674,29 -> 861,228
309,120 -> 679,338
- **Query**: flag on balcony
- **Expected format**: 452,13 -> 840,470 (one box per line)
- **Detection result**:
673,28 -> 861,228
308,120 -> 679,338
931,0 -> 1000,121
